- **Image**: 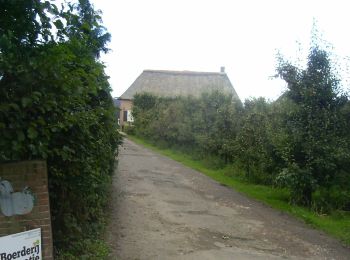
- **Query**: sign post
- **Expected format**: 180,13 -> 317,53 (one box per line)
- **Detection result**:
0,228 -> 41,260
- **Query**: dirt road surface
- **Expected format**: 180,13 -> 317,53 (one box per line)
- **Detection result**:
107,138 -> 350,259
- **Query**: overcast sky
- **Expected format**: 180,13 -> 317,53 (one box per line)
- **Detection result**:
90,0 -> 350,101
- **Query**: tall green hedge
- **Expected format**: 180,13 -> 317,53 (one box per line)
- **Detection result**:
132,44 -> 350,213
0,0 -> 121,257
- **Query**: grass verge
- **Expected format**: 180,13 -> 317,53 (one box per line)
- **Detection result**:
127,135 -> 350,246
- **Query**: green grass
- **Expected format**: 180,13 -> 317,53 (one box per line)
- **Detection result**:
127,135 -> 350,246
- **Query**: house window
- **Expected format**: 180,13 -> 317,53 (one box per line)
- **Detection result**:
127,110 -> 134,122
122,110 -> 134,123
123,111 -> 128,122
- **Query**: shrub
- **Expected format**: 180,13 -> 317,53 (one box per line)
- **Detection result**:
0,1 -> 121,257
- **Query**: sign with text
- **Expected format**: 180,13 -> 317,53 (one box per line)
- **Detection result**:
0,228 -> 41,260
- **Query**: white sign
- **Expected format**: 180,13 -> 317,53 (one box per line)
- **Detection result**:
0,228 -> 41,260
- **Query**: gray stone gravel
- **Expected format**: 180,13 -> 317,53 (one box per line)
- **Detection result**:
107,138 -> 350,260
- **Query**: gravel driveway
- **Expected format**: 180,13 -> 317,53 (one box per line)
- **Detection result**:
107,138 -> 350,259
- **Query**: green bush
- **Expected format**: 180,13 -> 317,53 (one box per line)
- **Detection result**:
312,187 -> 350,214
0,1 -> 121,257
56,239 -> 110,260
124,124 -> 136,135
131,45 -> 350,212
275,165 -> 316,206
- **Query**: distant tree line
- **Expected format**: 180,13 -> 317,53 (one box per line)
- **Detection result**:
130,44 -> 350,213
0,0 -> 120,258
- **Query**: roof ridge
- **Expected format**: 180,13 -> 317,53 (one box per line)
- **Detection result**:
143,69 -> 225,76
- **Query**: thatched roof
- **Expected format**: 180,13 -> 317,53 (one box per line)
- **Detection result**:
119,69 -> 240,101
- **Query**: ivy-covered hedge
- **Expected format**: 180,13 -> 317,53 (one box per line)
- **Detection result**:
0,0 -> 121,257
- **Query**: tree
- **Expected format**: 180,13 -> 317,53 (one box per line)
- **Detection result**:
276,44 -> 347,206
237,98 -> 276,183
0,0 -> 120,256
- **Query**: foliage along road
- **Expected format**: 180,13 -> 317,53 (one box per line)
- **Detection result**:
107,138 -> 350,259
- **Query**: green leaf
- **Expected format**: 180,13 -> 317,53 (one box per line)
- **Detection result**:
27,127 -> 38,139
17,130 -> 25,142
9,103 -> 20,111
49,4 -> 59,15
21,97 -> 31,108
54,20 -> 64,30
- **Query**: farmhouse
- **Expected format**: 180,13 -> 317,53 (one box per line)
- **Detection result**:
116,67 -> 239,127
